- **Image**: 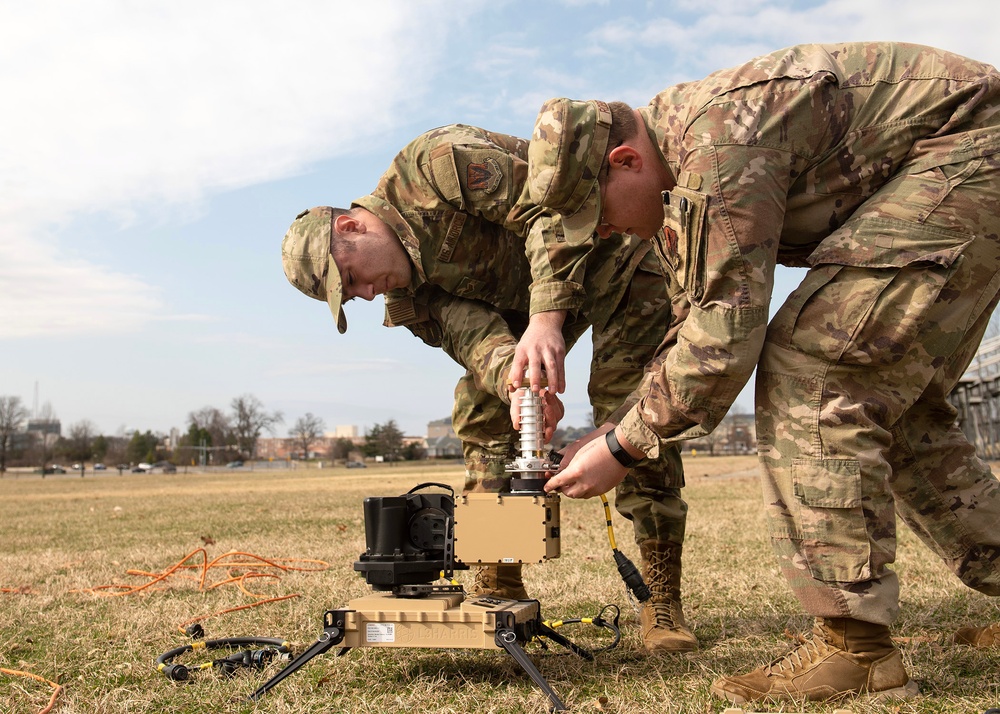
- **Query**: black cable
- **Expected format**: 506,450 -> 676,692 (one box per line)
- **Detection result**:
156,636 -> 292,682
537,604 -> 623,658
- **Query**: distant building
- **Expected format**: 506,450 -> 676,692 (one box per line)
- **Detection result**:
333,425 -> 359,438
26,418 -> 61,438
427,418 -> 455,439
683,412 -> 756,455
424,417 -> 461,458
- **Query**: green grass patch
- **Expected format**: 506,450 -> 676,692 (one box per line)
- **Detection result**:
2,458 -> 999,712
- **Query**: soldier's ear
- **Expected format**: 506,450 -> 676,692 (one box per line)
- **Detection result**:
609,144 -> 642,173
333,214 -> 365,235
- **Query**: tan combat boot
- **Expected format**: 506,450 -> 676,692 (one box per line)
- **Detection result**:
955,622 -> 1000,647
638,540 -> 698,652
471,564 -> 529,600
711,617 -> 919,704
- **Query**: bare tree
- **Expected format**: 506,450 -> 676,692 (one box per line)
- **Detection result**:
290,413 -> 325,460
188,407 -> 232,449
62,420 -> 98,476
0,396 -> 30,474
230,395 -> 283,460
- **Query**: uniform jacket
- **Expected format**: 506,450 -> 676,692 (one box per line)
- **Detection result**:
617,42 -> 1000,456
353,125 -> 649,399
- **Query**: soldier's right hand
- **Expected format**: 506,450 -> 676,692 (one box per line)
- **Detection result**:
509,310 -> 568,394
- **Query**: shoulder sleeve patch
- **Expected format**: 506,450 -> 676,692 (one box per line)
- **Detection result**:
454,147 -> 512,206
428,143 -> 462,204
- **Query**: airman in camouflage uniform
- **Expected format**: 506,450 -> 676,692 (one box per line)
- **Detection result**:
281,124 -> 696,651
529,43 -> 1000,702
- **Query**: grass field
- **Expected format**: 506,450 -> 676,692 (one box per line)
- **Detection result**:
2,456 -> 999,713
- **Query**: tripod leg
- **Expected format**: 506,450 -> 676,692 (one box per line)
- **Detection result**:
495,628 -> 568,712
248,628 -> 342,701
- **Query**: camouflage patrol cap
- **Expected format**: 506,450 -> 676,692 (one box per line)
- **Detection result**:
281,206 -> 348,334
527,98 -> 612,245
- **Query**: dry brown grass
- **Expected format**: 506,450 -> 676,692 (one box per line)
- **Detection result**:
2,457 -> 999,713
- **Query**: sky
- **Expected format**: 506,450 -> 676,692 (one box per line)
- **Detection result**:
2,0 -> 998,440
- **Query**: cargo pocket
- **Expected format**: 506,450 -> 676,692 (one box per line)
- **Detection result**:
662,185 -> 709,302
792,458 -> 872,583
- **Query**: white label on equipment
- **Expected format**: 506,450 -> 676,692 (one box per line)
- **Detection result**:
500,557 -> 515,563
366,623 -> 395,643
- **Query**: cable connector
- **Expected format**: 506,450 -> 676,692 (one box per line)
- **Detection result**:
612,548 -> 651,602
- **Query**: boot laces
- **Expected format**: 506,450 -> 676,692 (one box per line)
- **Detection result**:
648,599 -> 680,629
472,567 -> 493,592
765,630 -> 834,677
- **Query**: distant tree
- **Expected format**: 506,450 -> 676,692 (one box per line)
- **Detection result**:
330,437 -> 354,461
230,395 -> 283,460
290,413 -> 325,459
0,398 -> 26,469
187,407 -> 232,461
126,430 -> 160,464
401,441 -> 426,461
375,419 -> 404,463
60,420 -> 98,476
362,424 -> 382,459
0,396 -> 30,474
91,434 -> 109,463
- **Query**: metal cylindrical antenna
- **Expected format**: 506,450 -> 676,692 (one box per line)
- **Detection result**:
506,386 -> 558,492
517,389 -> 545,459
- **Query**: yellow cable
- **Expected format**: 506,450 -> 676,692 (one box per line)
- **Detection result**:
599,494 -> 617,550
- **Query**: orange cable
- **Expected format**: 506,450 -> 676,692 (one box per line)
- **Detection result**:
176,593 -> 301,634
71,548 -> 329,598
1,667 -> 63,714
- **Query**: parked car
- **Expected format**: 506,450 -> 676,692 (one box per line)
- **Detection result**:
132,463 -> 152,473
151,461 -> 177,474
93,463 -> 107,470
345,460 -> 367,469
72,463 -> 82,470
226,461 -> 244,469
41,465 -> 67,475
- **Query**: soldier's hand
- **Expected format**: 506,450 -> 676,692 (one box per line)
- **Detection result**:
557,423 -> 613,471
544,431 -> 629,499
510,310 -> 567,394
540,390 -> 565,442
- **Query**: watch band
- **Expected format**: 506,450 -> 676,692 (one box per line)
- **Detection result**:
605,429 -> 640,468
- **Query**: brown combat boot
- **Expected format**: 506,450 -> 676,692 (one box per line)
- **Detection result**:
471,564 -> 529,600
955,622 -> 1000,647
638,540 -> 698,652
711,617 -> 918,704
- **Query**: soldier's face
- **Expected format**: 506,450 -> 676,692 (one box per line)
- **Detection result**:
594,152 -> 667,241
333,219 -> 412,303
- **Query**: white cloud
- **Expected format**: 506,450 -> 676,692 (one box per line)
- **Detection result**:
0,1 -> 453,338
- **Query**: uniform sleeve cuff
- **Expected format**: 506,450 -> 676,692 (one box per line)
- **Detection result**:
618,408 -> 661,460
528,280 -> 586,315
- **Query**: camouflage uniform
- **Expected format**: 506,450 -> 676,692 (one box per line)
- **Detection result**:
534,44 -> 1000,628
355,125 -> 686,544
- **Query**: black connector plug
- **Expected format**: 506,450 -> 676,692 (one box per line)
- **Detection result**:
162,663 -> 190,681
612,549 -> 651,602
185,623 -> 205,639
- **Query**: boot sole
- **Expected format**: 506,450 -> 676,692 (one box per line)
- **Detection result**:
643,641 -> 699,653
710,678 -> 918,705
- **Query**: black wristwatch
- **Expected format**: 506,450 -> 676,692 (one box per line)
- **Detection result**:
605,429 -> 640,468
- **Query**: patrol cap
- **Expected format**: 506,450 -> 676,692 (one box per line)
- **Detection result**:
281,206 -> 348,334
527,98 -> 612,245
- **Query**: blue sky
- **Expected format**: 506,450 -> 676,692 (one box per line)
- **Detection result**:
2,0 -> 997,439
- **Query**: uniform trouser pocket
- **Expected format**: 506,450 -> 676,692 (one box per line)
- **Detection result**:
792,458 -> 872,583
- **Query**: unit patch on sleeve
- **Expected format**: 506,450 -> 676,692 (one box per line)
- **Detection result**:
466,157 -> 503,194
